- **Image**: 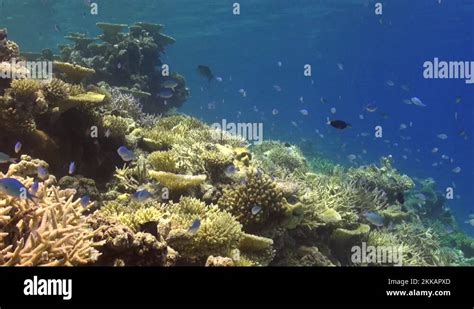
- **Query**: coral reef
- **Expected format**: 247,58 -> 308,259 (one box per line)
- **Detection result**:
347,156 -> 415,204
58,22 -> 189,114
217,168 -> 287,233
0,166 -> 101,266
0,23 -> 470,268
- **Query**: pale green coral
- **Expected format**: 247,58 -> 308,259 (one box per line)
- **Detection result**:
147,151 -> 178,173
102,115 -> 135,138
252,141 -> 309,176
218,168 -> 286,233
347,156 -> 414,203
163,197 -> 243,259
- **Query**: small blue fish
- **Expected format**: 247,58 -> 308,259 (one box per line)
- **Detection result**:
0,152 -> 16,164
37,167 -> 48,180
299,109 -> 309,116
80,195 -> 91,207
157,88 -> 174,99
0,178 -> 36,201
251,205 -> 262,215
133,189 -> 152,201
30,179 -> 39,195
14,142 -> 22,154
117,146 -> 135,162
224,164 -> 236,177
68,161 -> 76,175
188,219 -> 201,235
363,212 -> 384,227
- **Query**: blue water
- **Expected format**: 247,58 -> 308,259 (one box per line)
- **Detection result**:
1,0 -> 473,235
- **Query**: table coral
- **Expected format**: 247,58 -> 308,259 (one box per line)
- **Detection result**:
149,171 -> 207,192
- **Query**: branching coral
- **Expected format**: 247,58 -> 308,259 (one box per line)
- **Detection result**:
58,22 -> 188,113
0,173 -> 101,266
299,173 -> 387,229
163,197 -> 243,260
347,156 -> 414,203
218,168 -> 286,233
252,141 -> 309,177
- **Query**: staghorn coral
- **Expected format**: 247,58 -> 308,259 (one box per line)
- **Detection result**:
299,173 -> 387,229
347,156 -> 414,203
218,168 -> 286,233
0,173 -> 101,266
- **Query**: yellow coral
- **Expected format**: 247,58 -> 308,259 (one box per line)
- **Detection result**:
102,115 -> 134,138
53,61 -> 95,81
60,92 -> 106,112
164,197 -> 243,258
148,151 -> 178,173
10,79 -> 41,100
148,171 -> 206,191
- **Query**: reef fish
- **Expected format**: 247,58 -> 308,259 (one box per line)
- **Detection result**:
161,79 -> 178,91
157,89 -> 174,99
0,178 -> 36,201
363,212 -> 384,227
68,161 -> 76,175
452,166 -> 461,173
117,146 -> 135,162
365,103 -> 378,113
133,189 -> 152,201
80,195 -> 91,207
30,179 -> 39,195
251,205 -> 262,215
465,219 -> 474,227
437,134 -> 448,140
0,152 -> 16,164
411,97 -> 427,107
300,109 -> 309,116
328,119 -> 351,130
37,167 -> 48,180
14,142 -> 22,154
197,65 -> 214,81
224,164 -> 237,177
188,219 -> 201,235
